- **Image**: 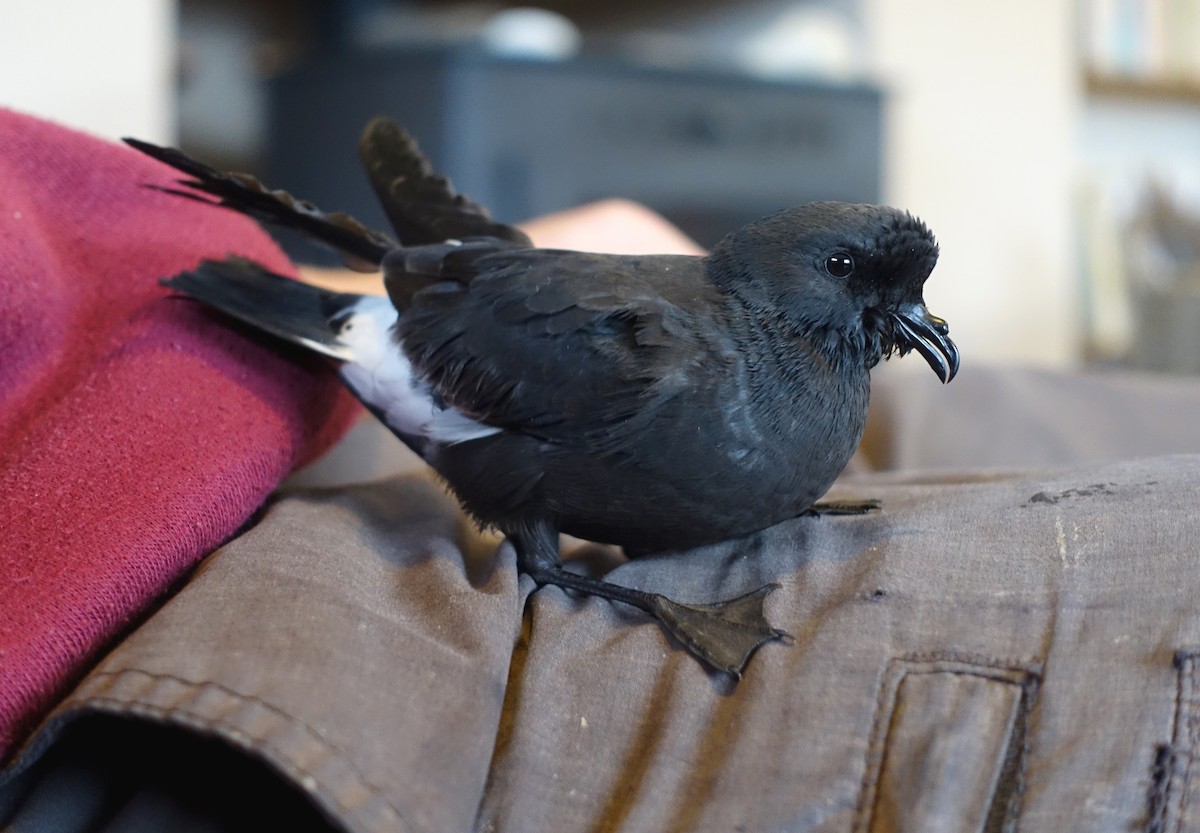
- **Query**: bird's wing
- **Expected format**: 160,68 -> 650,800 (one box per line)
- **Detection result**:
391,248 -> 726,451
122,138 -> 396,267
358,118 -> 531,247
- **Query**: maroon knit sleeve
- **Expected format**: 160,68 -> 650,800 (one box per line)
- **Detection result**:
0,109 -> 360,758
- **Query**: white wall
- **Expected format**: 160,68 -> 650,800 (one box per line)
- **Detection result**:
0,0 -> 176,143
863,1 -> 1081,367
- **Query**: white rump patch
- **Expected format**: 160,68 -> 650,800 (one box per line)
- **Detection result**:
334,297 -> 501,446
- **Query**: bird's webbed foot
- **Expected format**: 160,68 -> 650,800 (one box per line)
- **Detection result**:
801,498 -> 882,517
647,585 -> 790,676
513,522 -> 789,677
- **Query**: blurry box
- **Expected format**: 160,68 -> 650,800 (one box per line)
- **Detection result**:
1130,283 -> 1200,373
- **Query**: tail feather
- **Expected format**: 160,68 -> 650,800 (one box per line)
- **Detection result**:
163,258 -> 359,361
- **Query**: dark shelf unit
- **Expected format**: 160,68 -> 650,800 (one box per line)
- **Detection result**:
267,46 -> 883,253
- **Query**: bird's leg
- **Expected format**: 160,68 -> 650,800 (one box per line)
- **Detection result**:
801,498 -> 882,517
512,520 -> 789,677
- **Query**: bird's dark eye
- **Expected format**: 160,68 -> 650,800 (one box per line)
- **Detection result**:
824,252 -> 854,279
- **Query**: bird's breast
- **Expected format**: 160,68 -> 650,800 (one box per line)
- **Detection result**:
721,359 -> 870,498
541,356 -> 871,550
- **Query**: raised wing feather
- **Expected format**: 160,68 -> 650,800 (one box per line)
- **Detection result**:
358,118 -> 531,246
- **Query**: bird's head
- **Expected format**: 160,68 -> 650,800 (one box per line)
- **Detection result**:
707,202 -> 959,383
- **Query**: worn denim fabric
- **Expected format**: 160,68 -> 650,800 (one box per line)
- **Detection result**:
3,367 -> 1200,833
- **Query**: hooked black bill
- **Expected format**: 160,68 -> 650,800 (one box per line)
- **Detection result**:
891,304 -> 960,384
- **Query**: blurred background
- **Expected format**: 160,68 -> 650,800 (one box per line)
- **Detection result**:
4,0 -> 1200,373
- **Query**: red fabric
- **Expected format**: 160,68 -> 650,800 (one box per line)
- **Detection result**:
0,110 -> 359,759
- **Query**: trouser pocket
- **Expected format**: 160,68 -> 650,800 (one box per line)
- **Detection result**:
857,653 -> 1041,833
